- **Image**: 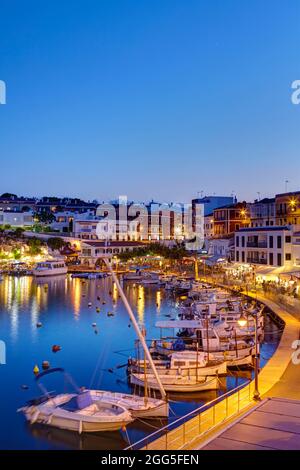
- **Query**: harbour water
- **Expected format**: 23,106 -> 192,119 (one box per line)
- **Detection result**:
0,275 -> 281,449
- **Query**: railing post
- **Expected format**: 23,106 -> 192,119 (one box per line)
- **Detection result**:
183,422 -> 186,445
165,431 -> 168,450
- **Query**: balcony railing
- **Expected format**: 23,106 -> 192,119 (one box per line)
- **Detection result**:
246,241 -> 268,248
246,258 -> 267,265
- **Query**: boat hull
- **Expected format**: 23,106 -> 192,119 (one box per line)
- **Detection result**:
130,374 -> 219,392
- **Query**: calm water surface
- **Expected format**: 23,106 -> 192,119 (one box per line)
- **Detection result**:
0,275 -> 280,449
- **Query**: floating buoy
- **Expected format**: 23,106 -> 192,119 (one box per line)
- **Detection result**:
52,345 -> 61,353
21,384 -> 29,390
96,307 -> 100,313
107,312 -> 114,317
94,329 -> 98,335
42,361 -> 50,370
88,302 -> 92,307
92,322 -> 97,327
102,301 -> 106,305
128,324 -> 131,328
36,322 -> 42,328
33,365 -> 40,375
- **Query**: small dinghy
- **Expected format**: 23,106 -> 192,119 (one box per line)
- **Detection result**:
18,368 -> 133,434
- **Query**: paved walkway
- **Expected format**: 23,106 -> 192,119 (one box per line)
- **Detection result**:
201,397 -> 300,450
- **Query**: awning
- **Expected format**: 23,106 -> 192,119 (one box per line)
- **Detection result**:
255,265 -> 300,277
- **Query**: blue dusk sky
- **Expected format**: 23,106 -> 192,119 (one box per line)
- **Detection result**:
0,0 -> 299,203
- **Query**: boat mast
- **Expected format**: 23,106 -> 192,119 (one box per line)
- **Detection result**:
103,257 -> 167,400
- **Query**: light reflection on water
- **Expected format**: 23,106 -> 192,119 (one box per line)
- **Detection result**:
0,274 -> 281,450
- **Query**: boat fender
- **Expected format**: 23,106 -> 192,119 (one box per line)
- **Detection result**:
36,322 -> 42,328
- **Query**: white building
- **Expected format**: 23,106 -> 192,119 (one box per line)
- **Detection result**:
50,210 -> 94,233
0,210 -> 34,227
207,236 -> 234,261
80,240 -> 146,265
235,226 -> 300,269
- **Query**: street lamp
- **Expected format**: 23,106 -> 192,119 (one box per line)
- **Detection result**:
238,310 -> 261,401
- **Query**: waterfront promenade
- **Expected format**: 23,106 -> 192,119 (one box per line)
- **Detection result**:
193,292 -> 300,450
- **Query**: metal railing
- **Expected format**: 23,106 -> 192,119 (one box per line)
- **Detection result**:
125,381 -> 254,450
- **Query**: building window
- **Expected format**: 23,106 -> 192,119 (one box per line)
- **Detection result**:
236,251 -> 239,262
285,253 -> 292,261
241,251 -> 245,263
269,236 -> 273,248
277,236 -> 282,249
241,236 -> 245,247
285,236 -> 291,243
269,253 -> 273,265
236,236 -> 239,247
277,253 -> 282,266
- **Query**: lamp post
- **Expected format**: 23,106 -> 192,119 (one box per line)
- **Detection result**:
238,310 -> 261,401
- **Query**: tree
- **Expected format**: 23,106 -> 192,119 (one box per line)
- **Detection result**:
34,212 -> 55,224
47,237 -> 66,251
0,193 -> 17,199
14,227 -> 25,238
27,237 -> 43,256
12,247 -> 21,260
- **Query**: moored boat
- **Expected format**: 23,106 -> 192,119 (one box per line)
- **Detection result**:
32,260 -> 67,277
18,369 -> 133,433
130,373 -> 219,392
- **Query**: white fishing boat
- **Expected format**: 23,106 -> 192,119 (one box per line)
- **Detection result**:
32,260 -> 67,277
150,336 -> 255,368
128,350 -> 227,377
131,373 -> 219,392
19,369 -> 133,433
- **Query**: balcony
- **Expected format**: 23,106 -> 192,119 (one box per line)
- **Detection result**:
246,241 -> 268,248
246,258 -> 268,265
